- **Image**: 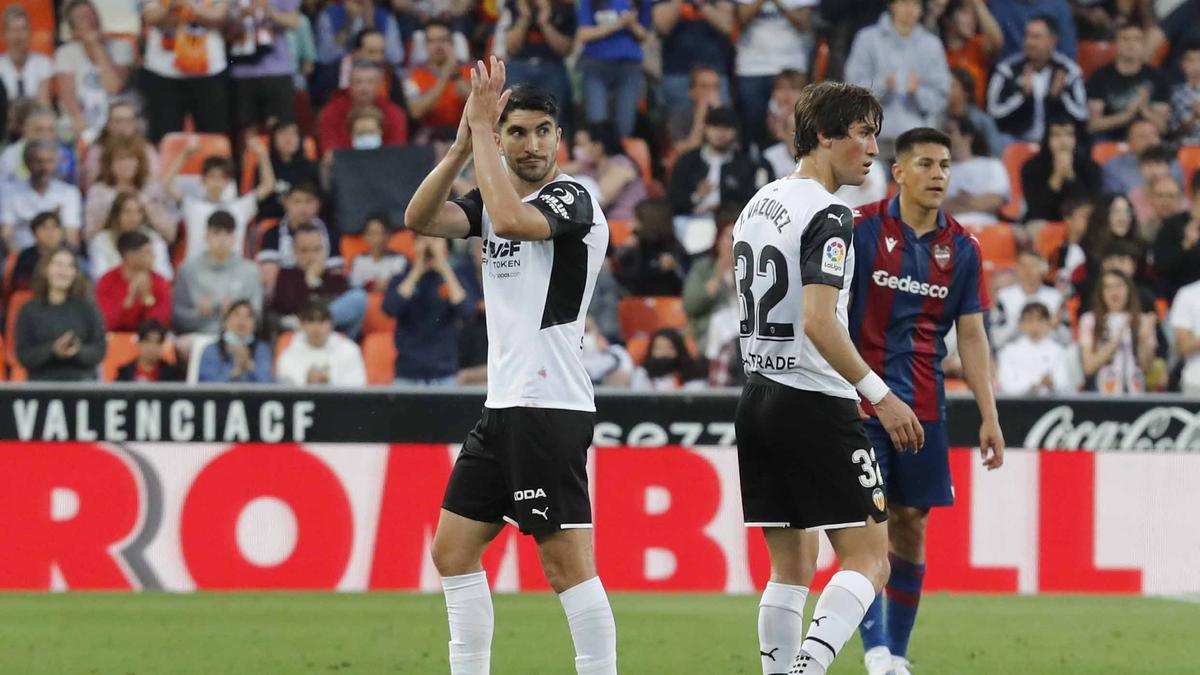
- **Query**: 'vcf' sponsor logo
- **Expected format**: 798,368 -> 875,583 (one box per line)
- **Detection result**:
487,239 -> 522,259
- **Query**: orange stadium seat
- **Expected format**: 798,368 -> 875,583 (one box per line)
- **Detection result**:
1091,141 -> 1127,166
1077,41 -> 1115,80
6,290 -> 33,381
1035,221 -> 1069,262
159,133 -> 232,176
812,40 -> 830,84
0,1 -> 55,55
608,219 -> 632,248
618,296 -> 687,340
340,234 -> 370,268
274,331 -> 294,369
622,137 -> 654,183
363,332 -> 397,385
1180,145 -> 1200,197
1000,142 -> 1039,222
362,292 -> 396,336
241,136 -> 318,192
389,229 -> 416,258
974,224 -> 1018,270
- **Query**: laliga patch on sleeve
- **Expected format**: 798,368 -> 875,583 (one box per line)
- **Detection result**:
821,238 -> 846,276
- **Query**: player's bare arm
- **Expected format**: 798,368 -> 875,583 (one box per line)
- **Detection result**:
404,111 -> 478,239
802,284 -> 924,452
956,311 -> 1004,469
467,57 -> 558,241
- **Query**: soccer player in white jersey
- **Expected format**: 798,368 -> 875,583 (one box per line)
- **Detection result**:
732,82 -> 925,675
404,58 -> 614,675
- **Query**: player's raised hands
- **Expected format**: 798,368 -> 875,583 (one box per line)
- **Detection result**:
466,56 -> 513,132
874,392 -> 924,453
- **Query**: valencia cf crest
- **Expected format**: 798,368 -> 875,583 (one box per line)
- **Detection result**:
932,244 -> 951,270
872,488 -> 886,512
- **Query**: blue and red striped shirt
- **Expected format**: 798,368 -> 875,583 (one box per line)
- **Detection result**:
848,197 -> 990,421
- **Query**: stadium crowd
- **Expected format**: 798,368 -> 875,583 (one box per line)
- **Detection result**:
3,0 -> 1200,395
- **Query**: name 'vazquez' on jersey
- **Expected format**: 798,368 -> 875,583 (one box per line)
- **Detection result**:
452,176 -> 609,412
733,176 -> 857,399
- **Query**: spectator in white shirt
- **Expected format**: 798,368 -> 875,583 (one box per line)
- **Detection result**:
55,0 -> 134,141
0,6 -> 53,105
164,135 -> 275,262
0,140 -> 83,254
942,115 -> 1009,226
276,301 -> 367,386
996,301 -> 1075,394
1170,279 -> 1200,395
990,248 -> 1065,348
349,214 -> 407,291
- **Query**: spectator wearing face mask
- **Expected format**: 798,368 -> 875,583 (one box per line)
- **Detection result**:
319,60 -> 408,153
629,327 -> 706,390
197,300 -> 275,383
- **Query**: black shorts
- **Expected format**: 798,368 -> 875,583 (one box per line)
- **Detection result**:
442,406 -> 595,536
736,374 -> 888,531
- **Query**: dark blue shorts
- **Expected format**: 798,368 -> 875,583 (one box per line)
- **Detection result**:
864,417 -> 954,509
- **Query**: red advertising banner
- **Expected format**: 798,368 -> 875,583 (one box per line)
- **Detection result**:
2,442 -> 1192,595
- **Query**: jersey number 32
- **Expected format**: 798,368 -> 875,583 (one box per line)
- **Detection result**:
734,242 -> 794,341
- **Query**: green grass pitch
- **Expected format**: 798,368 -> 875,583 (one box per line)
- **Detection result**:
0,592 -> 1197,674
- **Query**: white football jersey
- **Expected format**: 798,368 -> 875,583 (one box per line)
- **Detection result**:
732,177 -> 857,399
452,174 -> 608,412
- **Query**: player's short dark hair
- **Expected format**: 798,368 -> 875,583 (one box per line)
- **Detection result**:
1020,301 -> 1052,322
793,82 -> 883,159
498,85 -> 559,128
1137,144 -> 1175,165
31,211 -> 61,232
136,319 -> 167,342
895,127 -> 951,159
117,230 -> 150,257
207,210 -> 236,232
1028,12 -> 1059,37
299,302 -> 332,323
201,156 -> 235,180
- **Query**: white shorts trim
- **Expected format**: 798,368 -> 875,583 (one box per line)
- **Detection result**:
804,520 -> 867,532
559,523 -> 593,530
502,516 -> 519,527
745,522 -> 791,528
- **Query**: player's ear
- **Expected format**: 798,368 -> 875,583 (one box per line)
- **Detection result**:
891,158 -> 904,184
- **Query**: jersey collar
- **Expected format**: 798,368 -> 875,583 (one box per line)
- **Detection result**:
887,195 -> 948,239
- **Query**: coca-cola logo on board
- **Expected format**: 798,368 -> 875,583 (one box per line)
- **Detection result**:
1023,405 -> 1200,452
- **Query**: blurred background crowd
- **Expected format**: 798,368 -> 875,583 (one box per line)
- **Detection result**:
3,0 -> 1200,396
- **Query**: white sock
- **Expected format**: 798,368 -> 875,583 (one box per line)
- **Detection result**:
800,570 -> 876,671
758,581 -> 809,674
558,576 -> 617,675
441,571 -> 494,675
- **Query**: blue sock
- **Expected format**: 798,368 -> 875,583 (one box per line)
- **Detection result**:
857,592 -> 886,650
884,552 -> 926,658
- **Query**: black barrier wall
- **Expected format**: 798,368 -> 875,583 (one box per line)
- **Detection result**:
1,384 -> 1198,451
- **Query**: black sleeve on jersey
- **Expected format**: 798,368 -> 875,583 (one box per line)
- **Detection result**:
449,189 -> 484,238
530,181 -> 595,239
798,203 -> 854,288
